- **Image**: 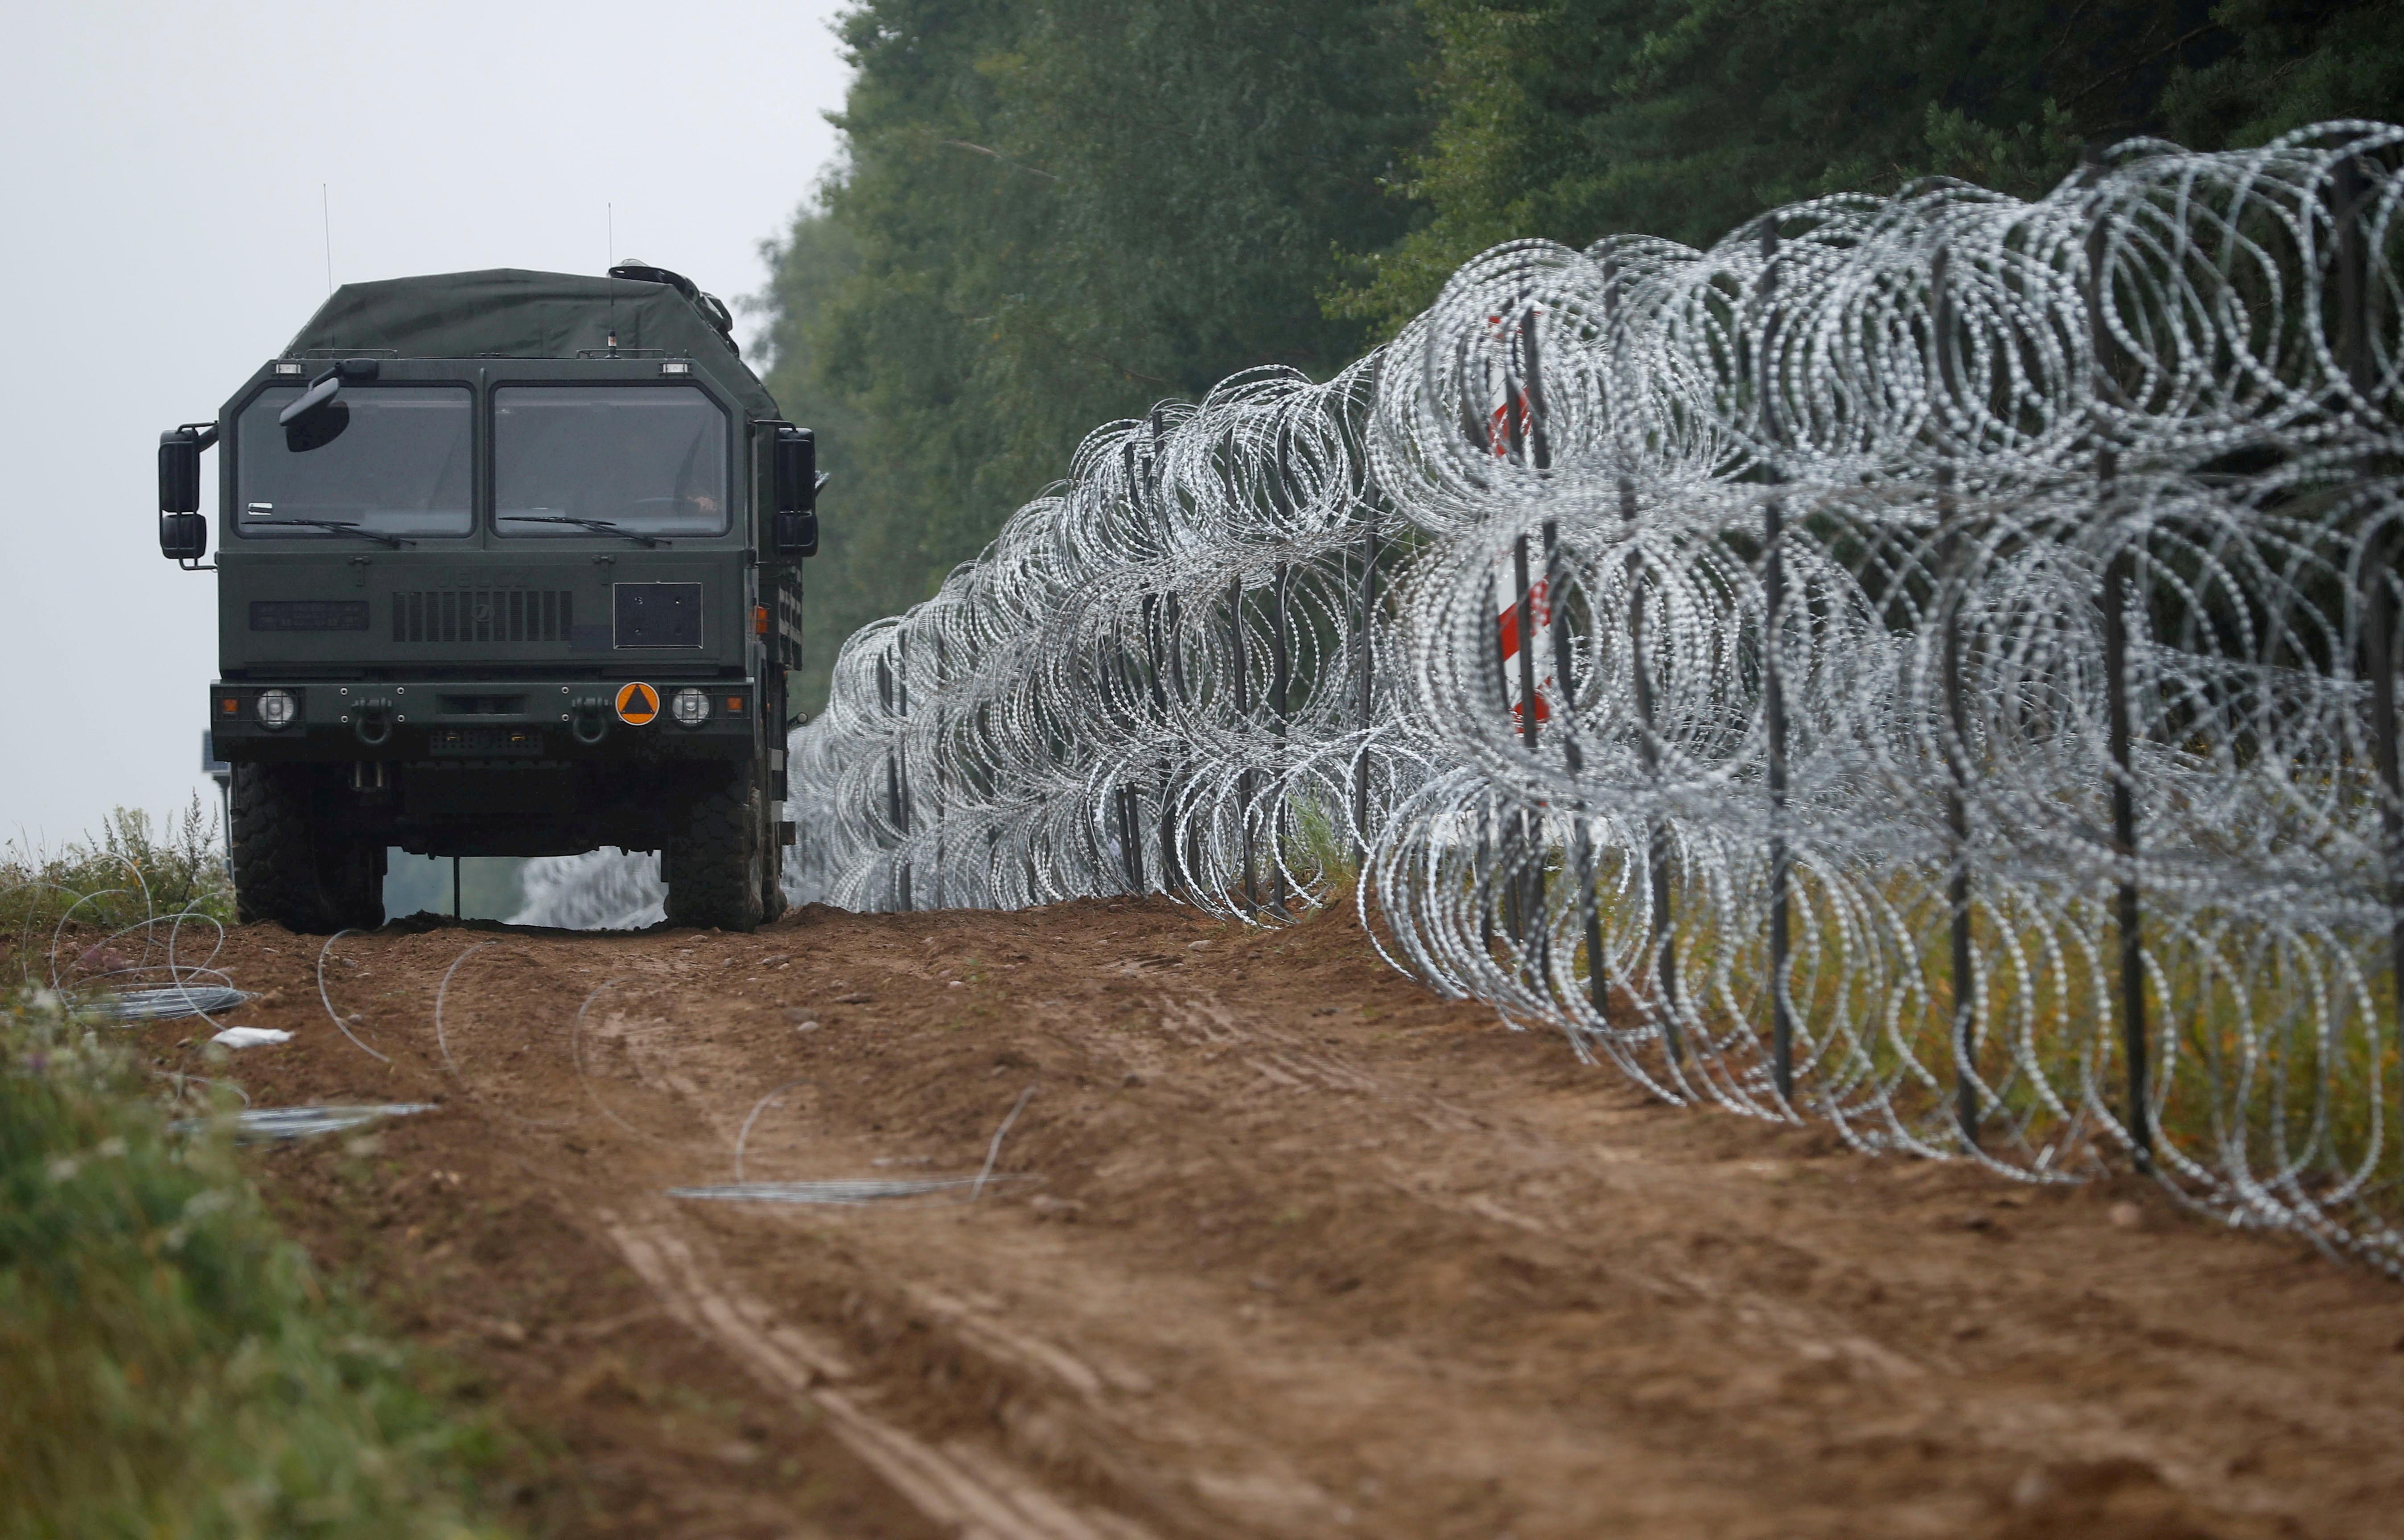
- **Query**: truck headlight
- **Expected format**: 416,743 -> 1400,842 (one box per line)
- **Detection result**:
255,689 -> 298,729
669,687 -> 711,728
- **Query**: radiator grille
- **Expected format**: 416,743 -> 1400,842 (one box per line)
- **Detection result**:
394,590 -> 573,643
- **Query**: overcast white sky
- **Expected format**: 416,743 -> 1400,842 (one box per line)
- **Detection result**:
0,0 -> 852,848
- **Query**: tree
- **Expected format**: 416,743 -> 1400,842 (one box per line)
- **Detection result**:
2162,0 -> 2404,147
1331,0 -> 2402,334
757,0 -> 2402,717
755,0 -> 1433,713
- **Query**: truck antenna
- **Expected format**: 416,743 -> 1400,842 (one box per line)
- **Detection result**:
321,184 -> 333,296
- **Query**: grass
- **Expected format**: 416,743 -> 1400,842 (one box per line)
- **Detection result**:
1284,794 -> 1361,912
1488,844 -> 2403,1237
0,984 -> 525,1540
1232,802 -> 2401,1231
1,798 -> 236,939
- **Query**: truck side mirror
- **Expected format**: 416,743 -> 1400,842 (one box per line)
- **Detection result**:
160,512 -> 208,563
159,423 -> 218,567
771,426 -> 821,558
159,424 -> 214,513
773,508 -> 819,560
774,427 -> 817,513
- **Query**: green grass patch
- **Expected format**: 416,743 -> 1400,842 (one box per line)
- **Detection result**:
0,985 -> 523,1540
1,798 -> 235,938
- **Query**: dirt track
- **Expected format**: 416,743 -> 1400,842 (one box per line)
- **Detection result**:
96,898 -> 2404,1539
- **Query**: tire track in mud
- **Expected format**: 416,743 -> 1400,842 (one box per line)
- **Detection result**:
65,900 -> 2404,1540
601,1210 -> 1152,1540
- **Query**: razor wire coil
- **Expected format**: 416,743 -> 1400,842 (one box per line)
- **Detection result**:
540,123 -> 2404,1269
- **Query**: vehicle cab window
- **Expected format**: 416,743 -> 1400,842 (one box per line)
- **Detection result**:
235,385 -> 473,537
494,385 -> 730,539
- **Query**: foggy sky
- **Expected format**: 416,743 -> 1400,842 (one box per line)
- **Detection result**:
0,0 -> 850,847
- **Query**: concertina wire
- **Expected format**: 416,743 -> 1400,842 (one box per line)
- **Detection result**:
555,121 -> 2404,1270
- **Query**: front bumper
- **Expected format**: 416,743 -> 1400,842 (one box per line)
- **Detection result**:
209,677 -> 757,762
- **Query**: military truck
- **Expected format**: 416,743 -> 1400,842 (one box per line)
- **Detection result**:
158,264 -> 821,934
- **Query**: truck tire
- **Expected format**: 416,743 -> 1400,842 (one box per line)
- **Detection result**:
230,763 -> 387,933
761,790 -> 788,926
664,768 -> 766,932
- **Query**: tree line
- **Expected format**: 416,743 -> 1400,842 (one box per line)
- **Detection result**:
757,0 -> 2401,715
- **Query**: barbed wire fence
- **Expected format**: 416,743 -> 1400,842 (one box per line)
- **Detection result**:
552,121 -> 2404,1269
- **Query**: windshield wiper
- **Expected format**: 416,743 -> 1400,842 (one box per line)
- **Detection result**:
500,514 -> 668,548
264,519 -> 412,548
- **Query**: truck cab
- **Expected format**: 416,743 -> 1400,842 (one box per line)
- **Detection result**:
158,264 -> 820,933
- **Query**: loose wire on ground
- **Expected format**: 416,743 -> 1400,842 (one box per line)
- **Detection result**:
675,1084 -> 1042,1207
316,929 -> 391,1065
174,1104 -> 437,1144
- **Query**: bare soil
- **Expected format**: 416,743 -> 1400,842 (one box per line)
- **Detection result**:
77,898 -> 2404,1539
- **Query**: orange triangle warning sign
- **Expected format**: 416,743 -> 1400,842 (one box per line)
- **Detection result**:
615,681 -> 659,726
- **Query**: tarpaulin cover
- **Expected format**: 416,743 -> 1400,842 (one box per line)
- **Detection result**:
283,268 -> 778,417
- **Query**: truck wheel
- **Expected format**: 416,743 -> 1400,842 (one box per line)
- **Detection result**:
761,794 -> 788,925
230,764 -> 387,933
322,839 -> 388,932
664,769 -> 766,932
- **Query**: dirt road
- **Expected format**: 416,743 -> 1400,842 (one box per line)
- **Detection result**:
101,898 -> 2404,1539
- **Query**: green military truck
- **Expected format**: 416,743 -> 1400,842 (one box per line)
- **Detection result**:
159,264 -> 821,934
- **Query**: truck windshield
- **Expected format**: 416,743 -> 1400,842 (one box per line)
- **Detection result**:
494,385 -> 729,538
235,385 -> 473,536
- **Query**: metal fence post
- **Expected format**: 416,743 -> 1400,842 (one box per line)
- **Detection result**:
1355,358 -> 1385,867
1546,517 -> 1608,1027
932,633 -> 947,910
1626,474 -> 1679,1056
1933,243 -> 1980,1147
1491,559 -> 1524,945
1355,502 -> 1379,862
1119,663 -> 1146,897
1231,572 -> 1257,916
2103,552 -> 2145,1158
1141,416 -> 1184,900
1483,573 -> 1506,958
1269,559 -> 1292,914
1103,596 -> 1144,898
1144,590 -> 1179,897
1512,532 -> 1542,956
1606,254 -> 1678,1056
1491,317 -> 1542,954
1757,219 -> 1795,1108
1266,420 -> 1295,915
2086,165 -> 2150,1163
1161,590 -> 1187,898
1516,310 -> 1557,969
1520,306 -> 1595,1019
891,637 -> 914,911
877,650 -> 893,831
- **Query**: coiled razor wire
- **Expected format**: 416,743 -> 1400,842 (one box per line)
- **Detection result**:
6,869 -> 251,1033
666,1176 -> 1038,1206
559,124 -> 2404,1269
86,984 -> 254,1022
174,1104 -> 438,1144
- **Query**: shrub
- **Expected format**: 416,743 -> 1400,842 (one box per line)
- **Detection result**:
0,797 -> 236,941
0,986 -> 519,1540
